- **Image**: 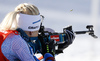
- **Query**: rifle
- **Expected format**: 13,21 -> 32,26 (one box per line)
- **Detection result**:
37,15 -> 98,60
39,25 -> 97,43
38,24 -> 98,60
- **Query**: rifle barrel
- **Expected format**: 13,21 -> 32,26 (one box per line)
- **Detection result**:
74,31 -> 89,34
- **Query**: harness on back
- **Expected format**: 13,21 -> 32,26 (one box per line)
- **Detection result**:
16,28 -> 41,54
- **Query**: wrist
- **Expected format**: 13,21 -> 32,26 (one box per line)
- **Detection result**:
44,53 -> 55,61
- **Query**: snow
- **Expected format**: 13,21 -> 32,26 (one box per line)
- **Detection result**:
0,0 -> 100,61
55,37 -> 100,61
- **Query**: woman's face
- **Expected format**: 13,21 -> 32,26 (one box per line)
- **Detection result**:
24,30 -> 39,37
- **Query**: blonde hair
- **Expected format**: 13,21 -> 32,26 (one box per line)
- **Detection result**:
0,3 -> 40,31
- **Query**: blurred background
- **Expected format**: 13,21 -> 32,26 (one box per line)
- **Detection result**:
0,0 -> 100,61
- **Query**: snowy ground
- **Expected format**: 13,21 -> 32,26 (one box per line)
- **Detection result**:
0,0 -> 100,61
55,37 -> 100,61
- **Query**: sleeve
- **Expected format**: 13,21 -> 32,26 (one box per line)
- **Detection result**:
44,53 -> 55,61
12,35 -> 36,61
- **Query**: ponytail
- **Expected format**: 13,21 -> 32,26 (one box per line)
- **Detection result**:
0,11 -> 18,31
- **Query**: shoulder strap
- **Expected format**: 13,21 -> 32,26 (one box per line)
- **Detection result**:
16,28 -> 30,42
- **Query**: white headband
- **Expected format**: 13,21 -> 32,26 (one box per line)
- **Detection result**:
16,13 -> 41,31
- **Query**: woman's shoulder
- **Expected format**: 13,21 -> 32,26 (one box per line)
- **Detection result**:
0,30 -> 19,38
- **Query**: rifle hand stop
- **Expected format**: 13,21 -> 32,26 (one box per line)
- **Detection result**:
75,25 -> 98,38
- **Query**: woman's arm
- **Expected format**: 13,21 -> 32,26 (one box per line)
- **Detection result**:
12,35 -> 36,61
